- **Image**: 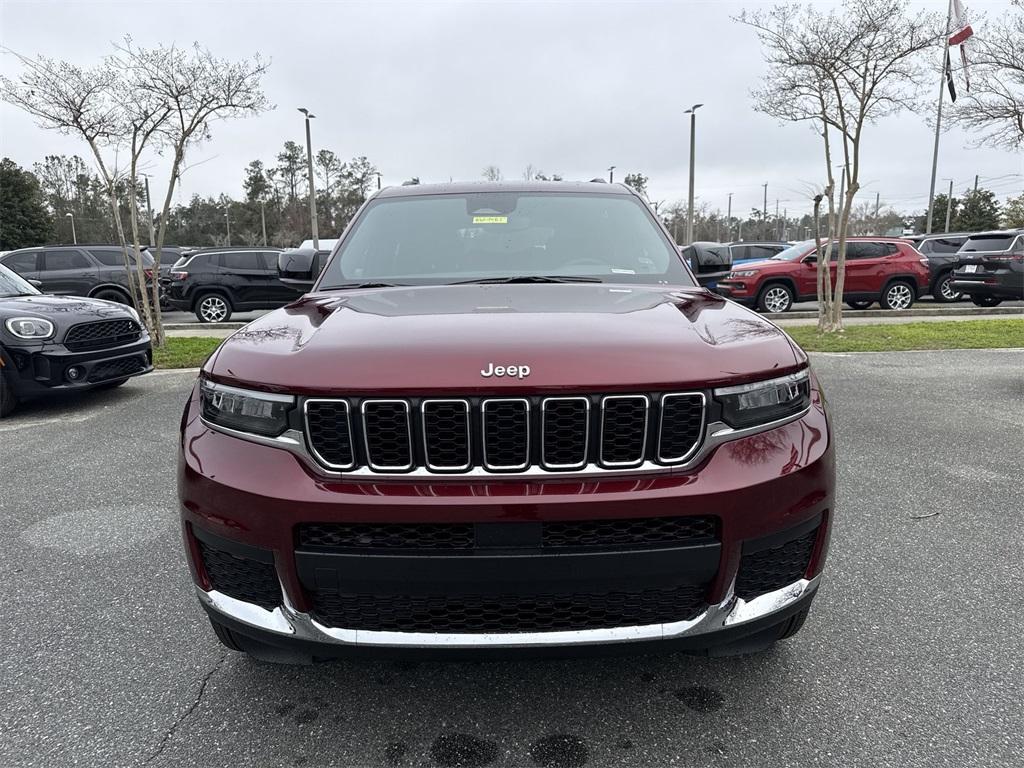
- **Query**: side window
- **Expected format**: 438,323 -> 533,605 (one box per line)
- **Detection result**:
3,252 -> 39,273
1011,237 -> 1024,255
885,243 -> 900,255
931,238 -> 965,254
731,246 -> 750,261
750,245 -> 779,260
259,251 -> 280,271
219,251 -> 260,271
843,243 -> 865,260
88,249 -> 131,267
42,250 -> 91,271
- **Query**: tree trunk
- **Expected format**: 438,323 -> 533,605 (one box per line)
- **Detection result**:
86,139 -> 141,311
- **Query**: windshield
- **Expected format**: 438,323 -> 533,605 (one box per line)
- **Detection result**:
0,263 -> 40,298
770,240 -> 815,261
960,234 -> 1015,252
318,192 -> 694,288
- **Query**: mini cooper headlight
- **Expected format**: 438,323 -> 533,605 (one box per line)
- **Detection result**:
714,370 -> 811,429
5,317 -> 55,339
200,378 -> 294,437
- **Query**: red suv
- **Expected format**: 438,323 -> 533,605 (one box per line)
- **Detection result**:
717,238 -> 930,313
178,182 -> 834,662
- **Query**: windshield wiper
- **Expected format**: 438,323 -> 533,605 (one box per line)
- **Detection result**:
326,282 -> 408,290
450,275 -> 603,285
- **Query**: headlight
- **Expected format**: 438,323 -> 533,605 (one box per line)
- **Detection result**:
5,317 -> 55,339
200,378 -> 294,437
728,270 -> 758,278
714,370 -> 810,429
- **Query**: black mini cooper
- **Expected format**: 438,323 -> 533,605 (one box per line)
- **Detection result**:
0,264 -> 152,417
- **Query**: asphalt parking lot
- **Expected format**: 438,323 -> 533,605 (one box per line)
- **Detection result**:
1,350 -> 1022,768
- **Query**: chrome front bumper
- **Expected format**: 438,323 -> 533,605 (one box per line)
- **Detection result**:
197,575 -> 819,650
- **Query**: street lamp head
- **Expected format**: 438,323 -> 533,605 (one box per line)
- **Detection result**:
65,212 -> 73,218
684,103 -> 704,114
298,107 -> 316,119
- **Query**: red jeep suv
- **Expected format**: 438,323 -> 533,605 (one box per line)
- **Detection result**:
717,238 -> 930,313
178,182 -> 834,662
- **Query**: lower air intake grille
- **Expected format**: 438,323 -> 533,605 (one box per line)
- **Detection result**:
543,516 -> 718,549
198,542 -> 281,611
86,355 -> 147,382
735,528 -> 818,599
311,584 -> 709,633
298,522 -> 475,551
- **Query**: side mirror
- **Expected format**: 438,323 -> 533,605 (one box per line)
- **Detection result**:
278,247 -> 322,289
28,279 -> 44,289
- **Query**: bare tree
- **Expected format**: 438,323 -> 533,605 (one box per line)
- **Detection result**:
948,5 -> 1024,150
118,40 -> 272,344
739,0 -> 940,331
481,165 -> 503,181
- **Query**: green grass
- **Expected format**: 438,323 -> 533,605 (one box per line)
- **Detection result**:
153,337 -> 222,368
786,319 -> 1024,352
152,318 -> 1024,368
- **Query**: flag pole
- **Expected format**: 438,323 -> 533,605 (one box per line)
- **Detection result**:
926,0 -> 954,235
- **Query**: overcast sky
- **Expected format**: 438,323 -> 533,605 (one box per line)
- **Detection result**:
1,0 -> 1021,222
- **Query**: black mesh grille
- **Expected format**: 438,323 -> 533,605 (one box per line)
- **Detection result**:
600,397 -> 648,466
306,400 -> 354,468
363,401 -> 412,469
298,522 -> 475,551
483,399 -> 529,470
198,542 -> 281,611
658,394 -> 705,461
543,516 -> 718,549
86,355 -> 147,383
423,400 -> 470,469
311,584 -> 708,633
735,528 -> 818,599
64,319 -> 141,352
542,398 -> 589,468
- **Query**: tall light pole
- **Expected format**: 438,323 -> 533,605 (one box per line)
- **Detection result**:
607,165 -> 616,184
298,107 -> 320,251
683,103 -> 703,245
944,178 -> 954,233
762,183 -> 768,240
376,171 -> 382,191
726,192 -> 733,242
224,209 -> 231,246
65,212 -> 77,244
260,200 -> 268,247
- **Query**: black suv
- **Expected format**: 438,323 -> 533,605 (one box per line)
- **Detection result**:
901,233 -> 970,302
164,247 -> 301,322
0,246 -> 155,307
949,230 -> 1024,306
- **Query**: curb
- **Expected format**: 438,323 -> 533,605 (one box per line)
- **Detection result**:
764,306 -> 1024,320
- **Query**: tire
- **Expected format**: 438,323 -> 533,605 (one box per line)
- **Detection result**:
0,366 -> 17,418
970,296 -> 1003,307
756,283 -> 794,313
880,280 -> 915,310
846,300 -> 873,310
93,288 -> 132,306
195,292 -> 233,323
933,272 -> 962,303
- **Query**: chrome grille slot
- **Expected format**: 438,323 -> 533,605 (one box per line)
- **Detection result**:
541,397 -> 589,469
481,398 -> 530,471
422,399 -> 471,471
599,395 -> 649,467
658,393 -> 706,462
362,400 -> 413,471
304,399 -> 355,470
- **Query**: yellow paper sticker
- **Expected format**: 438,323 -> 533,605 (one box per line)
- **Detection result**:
472,215 -> 507,224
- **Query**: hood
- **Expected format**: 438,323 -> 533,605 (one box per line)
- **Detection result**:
207,284 -> 804,394
0,293 -> 136,319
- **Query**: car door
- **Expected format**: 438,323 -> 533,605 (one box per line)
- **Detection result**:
218,251 -> 267,307
795,243 -> 824,298
841,242 -> 887,295
39,249 -> 99,296
260,251 -> 303,303
1,251 -> 42,283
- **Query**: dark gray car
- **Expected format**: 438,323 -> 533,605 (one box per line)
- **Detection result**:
0,245 -> 155,307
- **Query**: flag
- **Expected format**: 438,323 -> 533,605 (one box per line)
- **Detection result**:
945,49 -> 956,102
948,0 -> 974,46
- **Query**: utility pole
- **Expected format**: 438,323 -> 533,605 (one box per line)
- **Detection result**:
376,172 -> 382,191
298,107 -> 320,251
926,0 -> 954,234
775,199 -> 780,240
762,183 -> 768,240
945,178 -> 954,233
726,193 -> 733,242
974,174 -> 979,193
607,166 -> 616,184
224,209 -> 231,246
260,200 -> 268,247
783,207 -> 787,240
874,192 -> 881,235
683,104 -> 703,246
142,174 -> 155,247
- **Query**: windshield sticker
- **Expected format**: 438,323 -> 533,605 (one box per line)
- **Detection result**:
472,215 -> 507,224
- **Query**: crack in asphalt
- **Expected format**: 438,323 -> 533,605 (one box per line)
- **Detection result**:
144,653 -> 229,765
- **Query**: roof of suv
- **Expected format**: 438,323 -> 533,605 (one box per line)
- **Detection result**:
375,180 -> 634,199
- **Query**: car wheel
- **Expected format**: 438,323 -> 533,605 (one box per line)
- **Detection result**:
880,281 -> 915,310
757,283 -> 794,313
846,300 -> 873,310
970,296 -> 1003,307
93,288 -> 132,306
933,272 -> 962,302
195,293 -> 232,323
0,366 -> 17,418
